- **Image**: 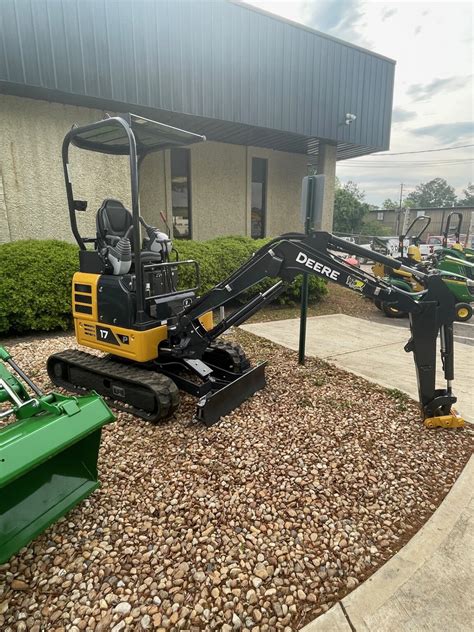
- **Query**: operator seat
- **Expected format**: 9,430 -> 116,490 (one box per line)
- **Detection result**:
96,199 -> 133,249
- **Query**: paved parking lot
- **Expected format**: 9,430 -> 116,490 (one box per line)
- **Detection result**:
363,308 -> 474,346
359,263 -> 474,346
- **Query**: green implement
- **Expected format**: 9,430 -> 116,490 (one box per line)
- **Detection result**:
0,345 -> 114,564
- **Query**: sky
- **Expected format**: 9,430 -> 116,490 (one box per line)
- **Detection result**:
247,0 -> 474,206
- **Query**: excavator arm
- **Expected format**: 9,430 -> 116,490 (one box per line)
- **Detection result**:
161,232 -> 463,427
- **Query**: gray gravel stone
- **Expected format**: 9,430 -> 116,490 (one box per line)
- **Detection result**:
1,331 -> 471,632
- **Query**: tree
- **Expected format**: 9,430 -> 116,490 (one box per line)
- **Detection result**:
458,183 -> 474,207
382,198 -> 399,210
406,178 -> 457,208
333,181 -> 370,233
360,219 -> 392,236
382,198 -> 414,210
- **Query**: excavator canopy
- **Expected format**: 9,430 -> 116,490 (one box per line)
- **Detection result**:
69,113 -> 206,156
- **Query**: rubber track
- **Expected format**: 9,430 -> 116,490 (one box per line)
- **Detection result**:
204,341 -> 250,373
47,349 -> 180,423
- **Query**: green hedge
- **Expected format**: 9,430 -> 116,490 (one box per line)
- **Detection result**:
0,240 -> 79,335
175,236 -> 327,305
0,237 -> 327,335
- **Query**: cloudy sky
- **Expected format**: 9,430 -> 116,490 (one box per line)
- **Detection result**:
248,0 -> 474,206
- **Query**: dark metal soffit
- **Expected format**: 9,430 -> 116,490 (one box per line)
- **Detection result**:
0,82 -> 381,161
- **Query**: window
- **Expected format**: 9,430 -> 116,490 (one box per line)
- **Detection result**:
251,158 -> 267,238
171,149 -> 191,239
377,211 -> 384,221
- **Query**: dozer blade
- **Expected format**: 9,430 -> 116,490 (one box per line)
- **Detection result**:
0,393 -> 114,564
195,362 -> 267,427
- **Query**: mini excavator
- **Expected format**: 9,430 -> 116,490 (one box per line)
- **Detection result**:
48,114 -> 464,429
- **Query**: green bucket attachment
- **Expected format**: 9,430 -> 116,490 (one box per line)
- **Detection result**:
0,346 -> 114,564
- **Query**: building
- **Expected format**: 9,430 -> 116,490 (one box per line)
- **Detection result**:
0,0 -> 395,244
369,207 -> 474,238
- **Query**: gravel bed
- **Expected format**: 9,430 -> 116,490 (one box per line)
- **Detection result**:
1,330 -> 472,631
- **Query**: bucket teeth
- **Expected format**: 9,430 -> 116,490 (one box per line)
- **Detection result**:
424,414 -> 465,429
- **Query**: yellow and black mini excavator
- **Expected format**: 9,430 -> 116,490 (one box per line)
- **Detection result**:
48,114 -> 464,429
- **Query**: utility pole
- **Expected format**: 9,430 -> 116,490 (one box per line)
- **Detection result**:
399,183 -> 404,208
395,183 -> 404,234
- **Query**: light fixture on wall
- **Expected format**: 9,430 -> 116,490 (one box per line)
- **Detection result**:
345,113 -> 357,125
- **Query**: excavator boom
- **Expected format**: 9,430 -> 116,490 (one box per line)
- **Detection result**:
161,231 -> 463,426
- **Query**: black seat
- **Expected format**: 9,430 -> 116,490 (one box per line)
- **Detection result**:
96,199 -> 133,248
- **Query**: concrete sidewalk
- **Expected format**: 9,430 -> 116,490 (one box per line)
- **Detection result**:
300,455 -> 474,632
241,314 -> 474,422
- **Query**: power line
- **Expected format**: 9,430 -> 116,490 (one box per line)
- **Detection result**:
341,158 -> 474,164
342,165 -> 472,169
374,144 -> 474,156
341,158 -> 474,166
341,164 -> 473,168
341,159 -> 474,167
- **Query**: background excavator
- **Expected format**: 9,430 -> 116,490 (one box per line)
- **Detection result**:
47,113 -> 464,429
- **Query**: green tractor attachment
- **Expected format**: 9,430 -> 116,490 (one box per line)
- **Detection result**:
0,345 -> 114,564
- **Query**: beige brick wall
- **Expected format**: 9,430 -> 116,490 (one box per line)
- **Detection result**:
246,146 -> 307,236
189,141 -> 248,240
0,94 -> 132,243
0,94 -> 308,244
189,143 -> 306,241
317,143 -> 337,232
139,150 -> 169,230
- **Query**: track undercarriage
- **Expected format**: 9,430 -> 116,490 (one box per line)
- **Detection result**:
47,341 -> 265,426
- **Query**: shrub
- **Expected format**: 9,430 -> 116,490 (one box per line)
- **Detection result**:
175,236 -> 327,305
0,240 -> 79,335
0,236 -> 327,335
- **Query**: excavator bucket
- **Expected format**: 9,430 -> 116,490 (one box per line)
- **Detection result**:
0,347 -> 114,564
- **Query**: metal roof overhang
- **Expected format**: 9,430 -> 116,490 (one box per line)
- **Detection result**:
0,82 -> 380,162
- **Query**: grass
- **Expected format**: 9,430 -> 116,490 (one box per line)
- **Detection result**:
386,388 -> 412,412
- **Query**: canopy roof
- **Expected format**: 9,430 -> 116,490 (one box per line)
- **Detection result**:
70,114 -> 206,156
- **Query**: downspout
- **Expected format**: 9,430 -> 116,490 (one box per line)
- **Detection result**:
0,170 -> 12,243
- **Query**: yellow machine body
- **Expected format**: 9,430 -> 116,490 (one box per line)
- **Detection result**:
407,244 -> 422,262
372,262 -> 423,291
72,272 -> 213,363
424,413 -> 465,429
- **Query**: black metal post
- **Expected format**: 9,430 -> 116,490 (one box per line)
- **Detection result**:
298,174 -> 326,364
298,272 -> 309,364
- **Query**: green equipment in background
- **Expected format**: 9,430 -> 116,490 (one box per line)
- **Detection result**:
0,345 -> 114,564
372,215 -> 474,322
433,211 -> 474,274
440,211 -> 474,260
